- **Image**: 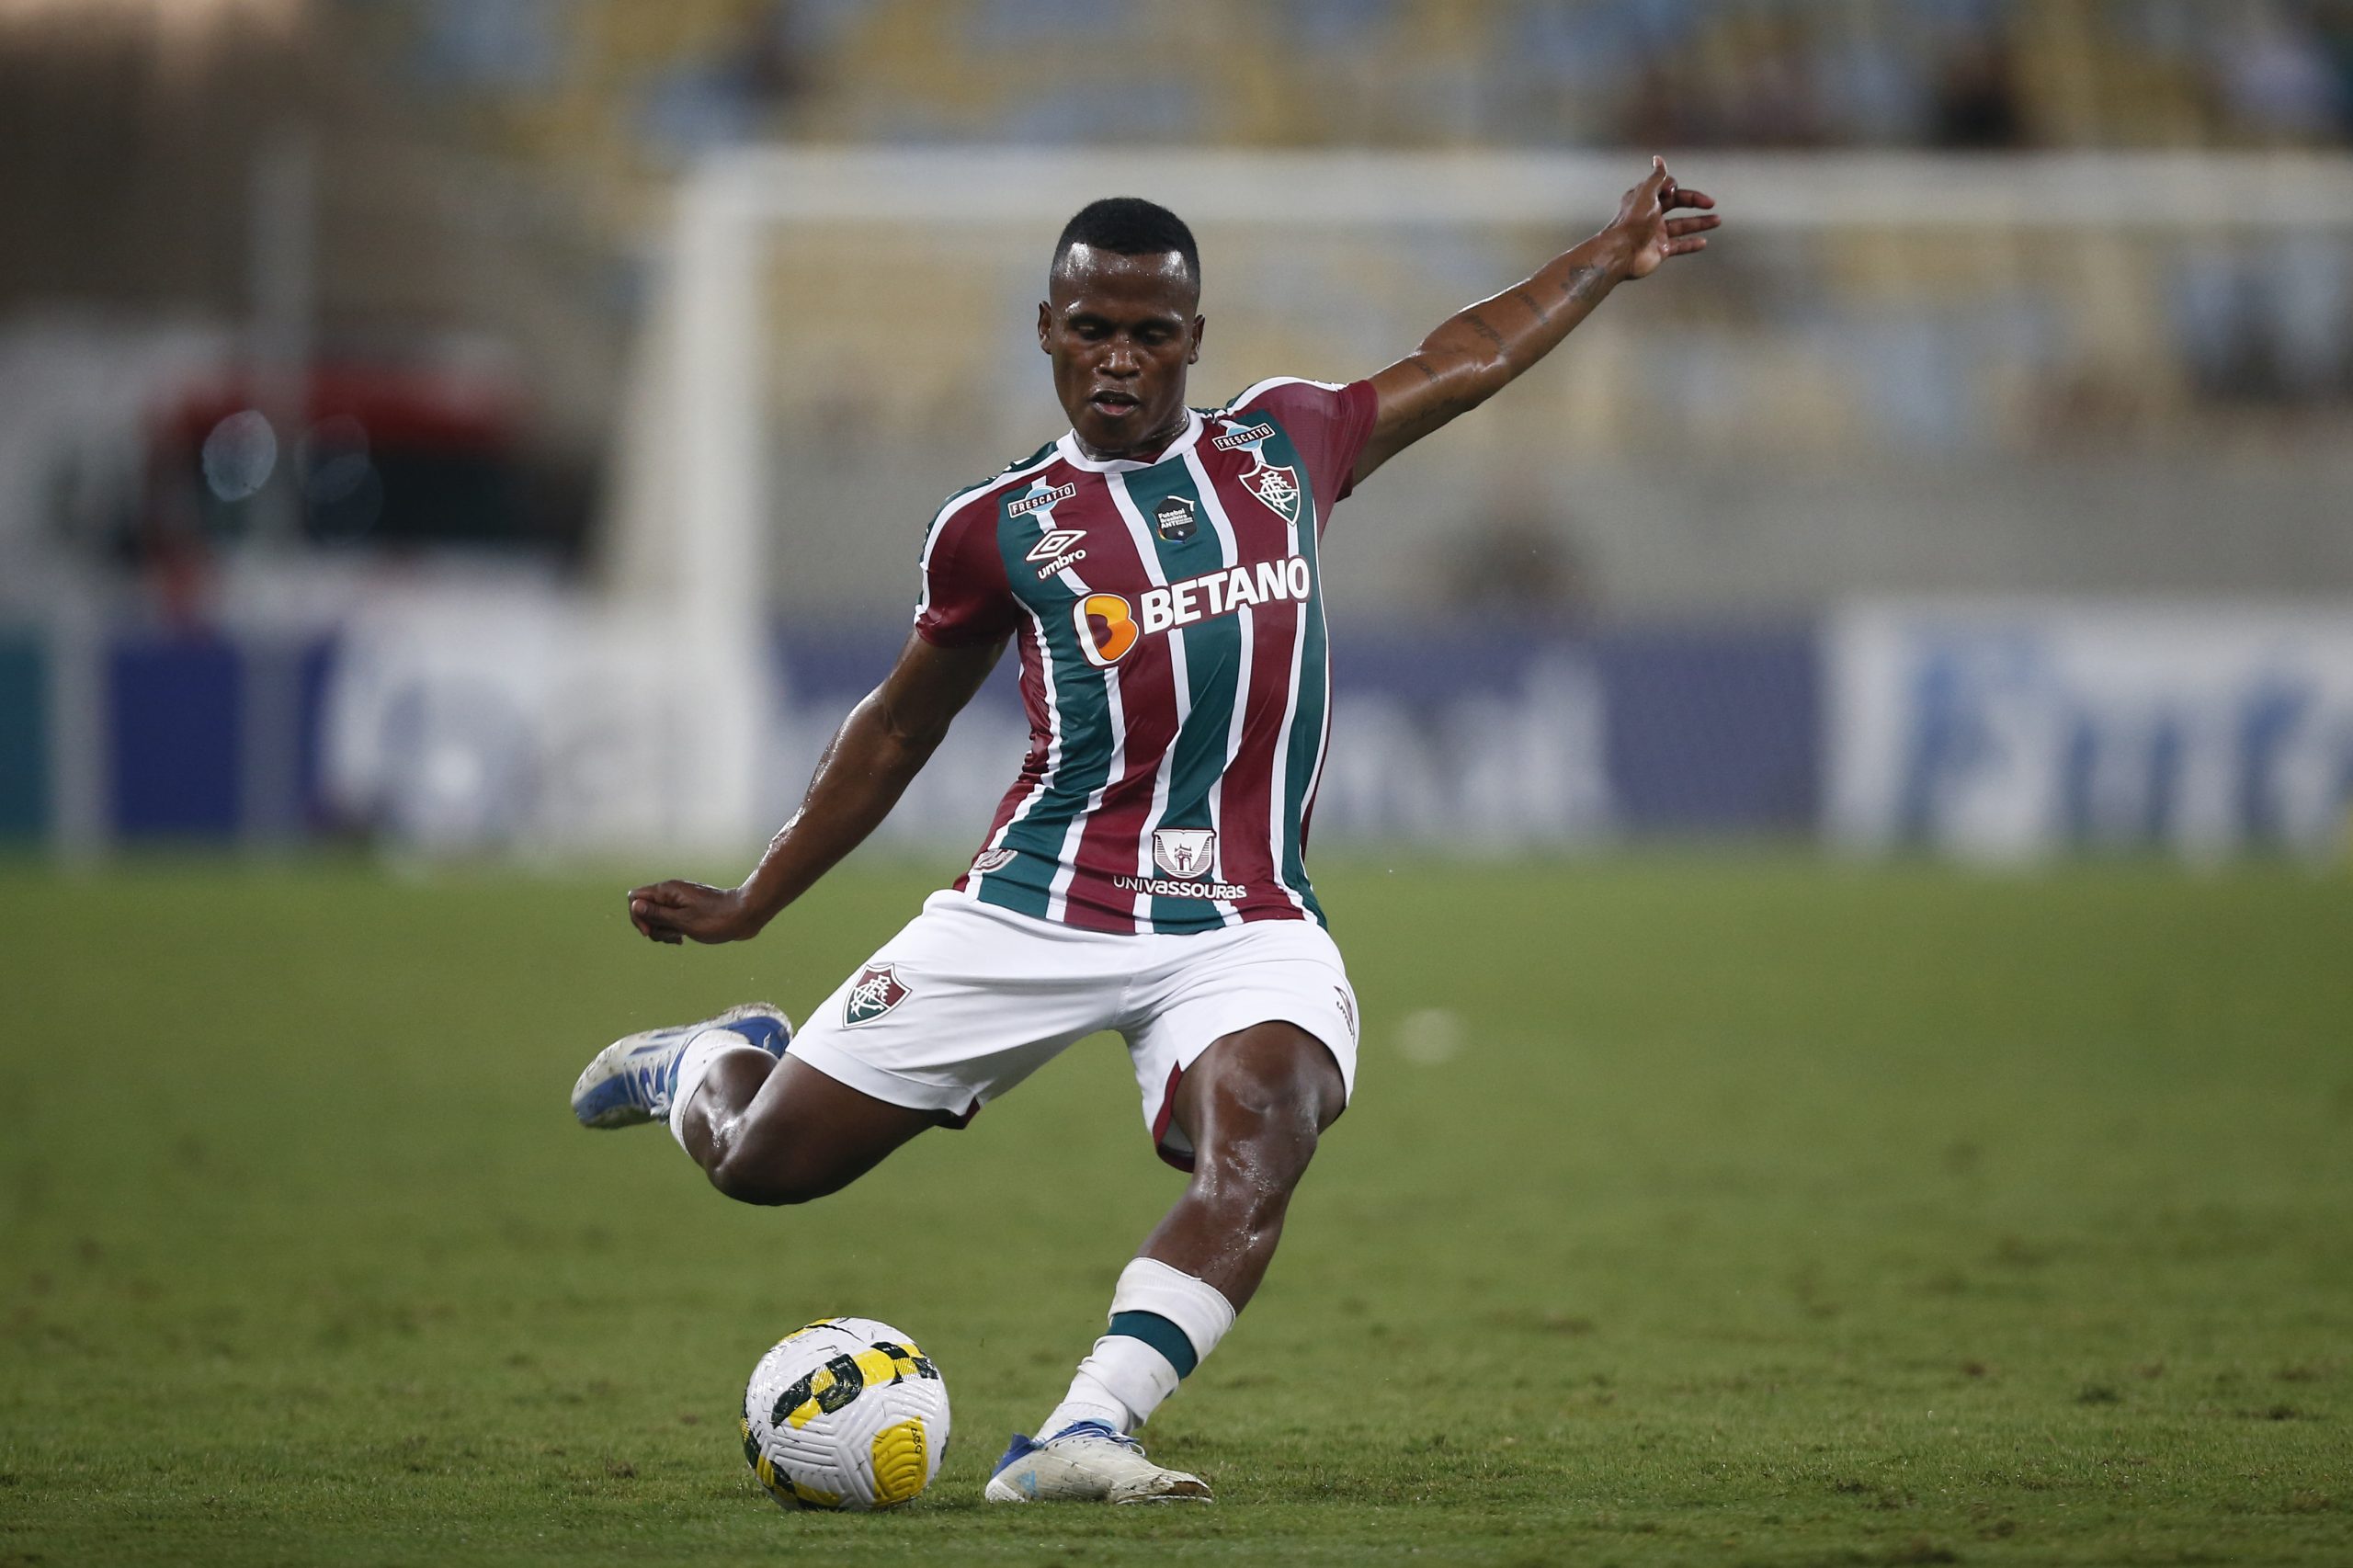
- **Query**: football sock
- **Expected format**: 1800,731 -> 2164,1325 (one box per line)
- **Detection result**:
666,1027 -> 772,1150
1040,1257 -> 1237,1435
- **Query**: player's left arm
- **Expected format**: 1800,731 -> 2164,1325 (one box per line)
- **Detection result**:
1350,157 -> 1718,487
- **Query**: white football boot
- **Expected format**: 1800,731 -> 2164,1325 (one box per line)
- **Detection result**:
983,1420 -> 1212,1505
569,1004 -> 790,1130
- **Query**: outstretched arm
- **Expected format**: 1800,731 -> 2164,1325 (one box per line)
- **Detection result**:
627,631 -> 1006,945
1351,157 -> 1718,486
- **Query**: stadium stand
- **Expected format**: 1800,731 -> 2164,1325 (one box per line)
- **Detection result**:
341,0 -> 2353,169
320,0 -> 2353,467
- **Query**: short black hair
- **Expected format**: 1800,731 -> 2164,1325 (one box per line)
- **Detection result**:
1051,197 -> 1199,289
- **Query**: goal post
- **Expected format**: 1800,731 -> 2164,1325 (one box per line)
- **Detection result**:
644,142 -> 2353,626
628,147 -> 2353,851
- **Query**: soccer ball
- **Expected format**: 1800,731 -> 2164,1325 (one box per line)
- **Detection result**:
740,1316 -> 950,1511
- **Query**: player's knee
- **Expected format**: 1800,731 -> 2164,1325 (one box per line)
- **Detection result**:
1201,1031 -> 1345,1142
1206,1117 -> 1316,1189
1192,1069 -> 1330,1204
1191,1153 -> 1304,1237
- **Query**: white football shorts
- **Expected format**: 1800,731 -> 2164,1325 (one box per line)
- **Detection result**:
786,891 -> 1359,1170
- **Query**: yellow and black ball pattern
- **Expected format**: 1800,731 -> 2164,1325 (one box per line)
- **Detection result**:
740,1316 -> 949,1512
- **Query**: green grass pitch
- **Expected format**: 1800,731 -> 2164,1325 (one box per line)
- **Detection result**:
3,854 -> 2348,1566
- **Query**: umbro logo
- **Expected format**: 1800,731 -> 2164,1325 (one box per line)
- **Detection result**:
1029,527 -> 1088,579
1026,528 -> 1086,562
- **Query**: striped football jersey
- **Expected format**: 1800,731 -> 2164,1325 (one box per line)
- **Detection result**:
914,377 -> 1378,934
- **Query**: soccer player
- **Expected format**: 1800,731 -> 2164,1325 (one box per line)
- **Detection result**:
574,158 -> 1717,1504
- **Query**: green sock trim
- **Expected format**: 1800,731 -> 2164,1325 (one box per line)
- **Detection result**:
1108,1310 -> 1198,1378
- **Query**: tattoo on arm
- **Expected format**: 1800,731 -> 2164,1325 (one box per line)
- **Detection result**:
1509,288 -> 1552,324
1557,264 -> 1608,303
1403,355 -> 1441,385
1462,312 -> 1506,351
1406,398 -> 1468,437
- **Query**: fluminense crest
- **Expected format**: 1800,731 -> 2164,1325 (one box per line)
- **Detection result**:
843,963 -> 911,1027
1240,461 -> 1302,527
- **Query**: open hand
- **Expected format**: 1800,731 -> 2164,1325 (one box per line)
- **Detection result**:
627,880 -> 757,945
1613,156 -> 1719,280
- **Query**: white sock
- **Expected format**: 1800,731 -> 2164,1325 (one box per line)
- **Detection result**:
666,1028 -> 770,1149
1039,1257 -> 1238,1436
1039,1349 -> 1156,1437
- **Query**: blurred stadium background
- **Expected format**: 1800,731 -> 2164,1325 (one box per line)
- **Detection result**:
3,0 -> 2351,866
7,6 -> 2353,1561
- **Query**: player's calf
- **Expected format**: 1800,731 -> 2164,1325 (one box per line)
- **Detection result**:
1148,1021 -> 1348,1306
988,1024 -> 1346,1503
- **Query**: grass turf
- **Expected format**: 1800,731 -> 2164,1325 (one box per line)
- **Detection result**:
2,854 -> 2348,1566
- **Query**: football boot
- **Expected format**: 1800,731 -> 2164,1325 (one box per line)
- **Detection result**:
570,1004 -> 790,1129
983,1420 -> 1211,1505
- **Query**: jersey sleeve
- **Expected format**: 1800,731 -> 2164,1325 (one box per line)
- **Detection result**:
1233,377 -> 1380,525
913,494 -> 1019,647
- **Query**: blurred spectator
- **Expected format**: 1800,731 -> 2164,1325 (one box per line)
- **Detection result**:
1932,39 -> 2024,148
2213,3 -> 2349,143
2174,236 -> 2353,403
640,2 -> 814,164
1813,23 -> 1936,145
1719,13 -> 1832,147
415,0 -> 560,93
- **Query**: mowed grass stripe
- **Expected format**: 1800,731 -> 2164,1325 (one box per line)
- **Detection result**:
1,856 -> 2347,1566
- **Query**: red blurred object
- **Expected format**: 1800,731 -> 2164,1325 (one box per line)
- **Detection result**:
124,357 -> 581,629
155,360 -> 523,458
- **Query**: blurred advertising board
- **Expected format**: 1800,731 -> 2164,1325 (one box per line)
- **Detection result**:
1827,602 -> 2353,863
0,630 -> 44,838
775,622 -> 1819,854
12,614 -> 1816,855
321,588 -> 768,856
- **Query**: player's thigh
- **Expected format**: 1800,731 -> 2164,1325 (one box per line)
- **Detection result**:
1168,1019 -> 1348,1165
1124,921 -> 1360,1171
722,1053 -> 944,1201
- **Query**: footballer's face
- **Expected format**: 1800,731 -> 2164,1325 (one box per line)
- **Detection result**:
1039,246 -> 1203,461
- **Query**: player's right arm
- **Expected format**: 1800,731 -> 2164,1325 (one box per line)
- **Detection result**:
631,477 -> 1021,946
626,631 -> 1006,945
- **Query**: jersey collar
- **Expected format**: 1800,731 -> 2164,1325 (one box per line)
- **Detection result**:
1054,408 -> 1203,473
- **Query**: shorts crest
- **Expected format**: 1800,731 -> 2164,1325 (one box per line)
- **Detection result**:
844,964 -> 911,1027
